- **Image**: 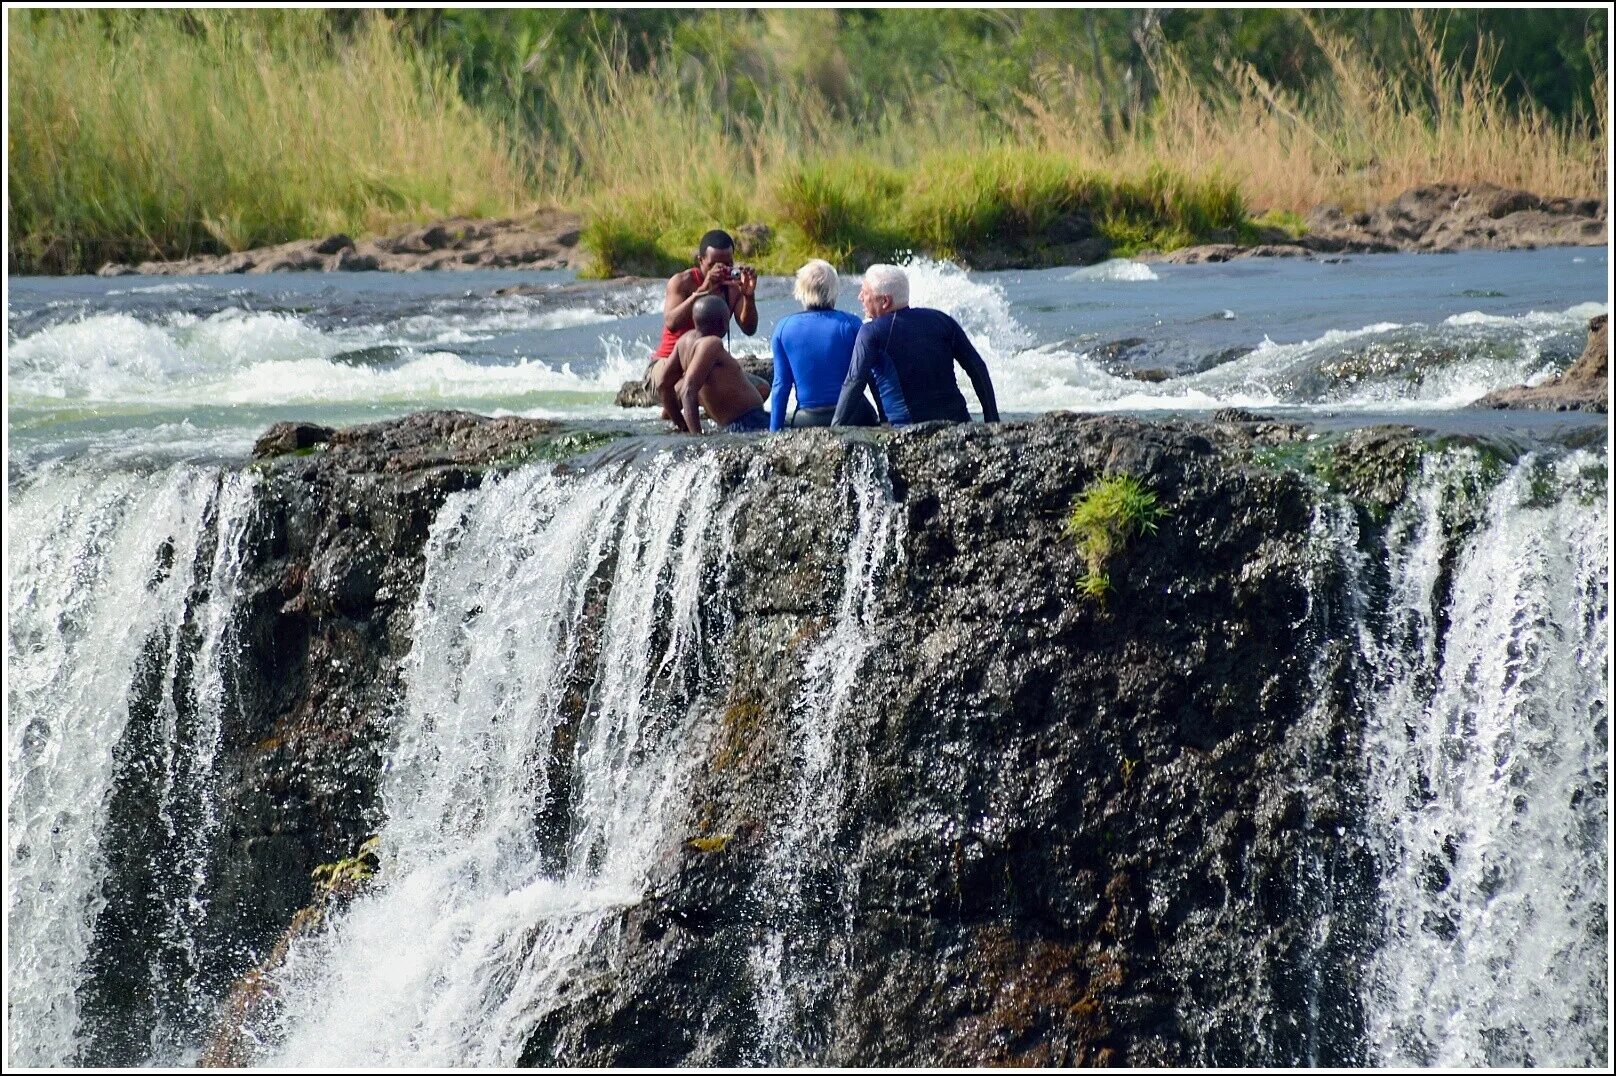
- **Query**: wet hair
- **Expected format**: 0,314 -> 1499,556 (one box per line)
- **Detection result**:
794,259 -> 839,309
697,229 -> 735,262
692,294 -> 731,336
863,263 -> 909,308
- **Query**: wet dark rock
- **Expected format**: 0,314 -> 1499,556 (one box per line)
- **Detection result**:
157,410 -> 1393,1066
252,422 -> 333,458
1326,425 -> 1426,510
518,413 -> 1375,1066
1474,314 -> 1608,413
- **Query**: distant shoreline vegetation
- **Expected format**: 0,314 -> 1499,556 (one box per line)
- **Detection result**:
7,9 -> 1607,275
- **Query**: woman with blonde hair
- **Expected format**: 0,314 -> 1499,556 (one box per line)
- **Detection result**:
768,259 -> 879,430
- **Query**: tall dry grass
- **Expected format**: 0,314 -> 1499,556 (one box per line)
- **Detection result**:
7,10 -> 530,271
1016,13 -> 1607,212
8,10 -> 1604,274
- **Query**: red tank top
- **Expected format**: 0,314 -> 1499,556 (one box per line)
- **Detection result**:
652,267 -> 704,360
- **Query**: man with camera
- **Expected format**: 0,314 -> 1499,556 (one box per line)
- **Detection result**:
649,230 -> 758,427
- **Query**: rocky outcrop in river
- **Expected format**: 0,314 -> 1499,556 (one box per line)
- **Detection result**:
1474,313 -> 1608,413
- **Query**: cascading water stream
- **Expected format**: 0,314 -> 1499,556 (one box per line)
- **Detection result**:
257,454 -> 743,1065
749,448 -> 904,1064
1354,450 -> 1608,1066
6,465 -> 256,1067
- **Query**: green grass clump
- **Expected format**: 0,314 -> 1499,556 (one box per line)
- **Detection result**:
310,835 -> 381,898
766,157 -> 906,265
1065,474 -> 1167,600
1242,207 -> 1309,241
580,153 -> 1247,277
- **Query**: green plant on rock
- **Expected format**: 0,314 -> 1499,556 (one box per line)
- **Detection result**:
310,835 -> 381,899
1065,473 -> 1167,601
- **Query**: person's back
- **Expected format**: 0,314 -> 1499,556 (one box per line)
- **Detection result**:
672,296 -> 769,433
834,264 -> 997,428
769,308 -> 864,426
852,306 -> 989,425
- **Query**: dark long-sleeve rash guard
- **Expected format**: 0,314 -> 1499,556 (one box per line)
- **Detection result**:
831,306 -> 1000,427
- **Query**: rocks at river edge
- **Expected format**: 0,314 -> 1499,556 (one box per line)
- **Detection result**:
1473,314 -> 1608,413
92,184 -> 1603,277
1306,183 -> 1606,254
1145,182 -> 1607,264
96,211 -> 583,276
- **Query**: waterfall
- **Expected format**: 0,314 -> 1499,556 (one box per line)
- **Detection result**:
749,448 -> 904,1064
6,465 -> 256,1067
260,453 -> 743,1065
1355,450 -> 1608,1066
4,434 -> 1605,1067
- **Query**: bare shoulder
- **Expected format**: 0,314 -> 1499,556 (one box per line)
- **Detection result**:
665,268 -> 695,300
695,335 -> 731,362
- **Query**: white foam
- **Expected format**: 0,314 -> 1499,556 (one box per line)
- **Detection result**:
1066,259 -> 1161,282
1442,301 -> 1606,329
989,310 -> 1601,414
8,309 -> 640,409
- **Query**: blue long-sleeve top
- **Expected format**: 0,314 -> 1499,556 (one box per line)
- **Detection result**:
832,306 -> 999,426
769,308 -> 864,431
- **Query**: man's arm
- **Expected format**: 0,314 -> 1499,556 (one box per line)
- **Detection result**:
733,267 -> 759,335
679,340 -> 720,435
832,330 -> 876,427
769,322 -> 793,432
655,357 -> 688,432
952,319 -> 999,423
663,270 -> 712,333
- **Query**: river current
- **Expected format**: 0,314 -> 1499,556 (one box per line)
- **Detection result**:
5,250 -> 1610,1066
8,247 -> 1609,470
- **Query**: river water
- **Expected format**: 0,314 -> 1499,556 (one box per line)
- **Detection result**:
5,250 -> 1610,1066
8,247 -> 1608,470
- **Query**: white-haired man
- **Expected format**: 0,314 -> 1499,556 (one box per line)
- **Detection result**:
768,259 -> 879,430
832,264 -> 999,427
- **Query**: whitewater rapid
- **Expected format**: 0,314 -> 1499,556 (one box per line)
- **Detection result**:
8,250 -> 1607,472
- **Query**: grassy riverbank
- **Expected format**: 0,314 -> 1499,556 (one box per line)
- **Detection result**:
7,9 -> 1606,275
7,11 -> 528,273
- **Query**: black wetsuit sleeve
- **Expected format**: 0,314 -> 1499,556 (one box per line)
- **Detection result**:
833,328 -> 876,426
952,318 -> 999,423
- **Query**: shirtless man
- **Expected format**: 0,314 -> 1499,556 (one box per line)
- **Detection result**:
668,295 -> 770,434
648,229 -> 758,422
